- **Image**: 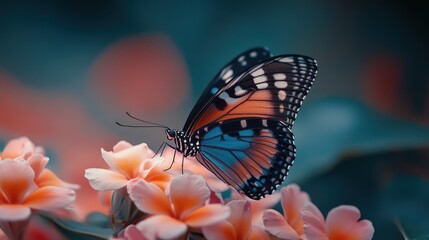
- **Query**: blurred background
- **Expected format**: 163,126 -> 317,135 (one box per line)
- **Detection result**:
0,1 -> 428,239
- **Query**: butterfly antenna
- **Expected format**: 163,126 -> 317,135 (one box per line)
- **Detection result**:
124,112 -> 168,128
115,122 -> 167,128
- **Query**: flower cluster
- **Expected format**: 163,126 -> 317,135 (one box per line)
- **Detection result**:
85,141 -> 374,240
0,137 -> 78,240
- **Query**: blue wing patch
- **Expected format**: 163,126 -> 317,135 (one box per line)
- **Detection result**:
194,118 -> 295,200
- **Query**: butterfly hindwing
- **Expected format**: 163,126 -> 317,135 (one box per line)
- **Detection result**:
183,47 -> 273,133
185,54 -> 318,134
193,118 -> 295,200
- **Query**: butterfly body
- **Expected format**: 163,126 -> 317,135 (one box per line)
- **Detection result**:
165,129 -> 200,157
165,47 -> 317,200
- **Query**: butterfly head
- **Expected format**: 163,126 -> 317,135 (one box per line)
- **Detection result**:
165,128 -> 177,140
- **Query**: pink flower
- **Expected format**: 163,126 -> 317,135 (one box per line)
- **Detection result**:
302,204 -> 374,240
0,137 -> 79,190
0,137 -> 44,160
160,148 -> 229,192
262,184 -> 310,240
202,200 -> 270,240
128,174 -> 230,239
0,159 -> 75,239
230,188 -> 280,227
85,141 -> 172,191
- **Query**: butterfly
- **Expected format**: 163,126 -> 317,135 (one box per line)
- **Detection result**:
122,47 -> 317,200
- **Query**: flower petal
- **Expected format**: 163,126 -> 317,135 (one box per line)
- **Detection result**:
262,209 -> 301,240
37,169 -> 80,189
143,166 -> 172,190
227,200 -> 252,240
136,215 -> 187,240
280,184 -> 310,235
0,216 -> 31,240
202,221 -> 236,240
302,202 -> 329,240
23,186 -> 75,210
112,140 -> 133,152
0,159 -> 34,203
169,174 -> 210,219
0,137 -> 34,159
249,225 -> 270,240
85,168 -> 128,190
325,205 -> 374,240
251,193 -> 280,227
184,204 -> 230,227
101,143 -> 149,178
0,204 -> 31,221
122,224 -> 150,240
26,154 -> 49,178
128,179 -> 173,216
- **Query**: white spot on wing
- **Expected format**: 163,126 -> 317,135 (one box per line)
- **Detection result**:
273,73 -> 286,80
279,57 -> 294,63
253,76 -> 267,84
274,81 -> 288,88
251,68 -> 265,77
262,119 -> 268,127
240,119 -> 247,128
278,90 -> 287,100
222,69 -> 233,80
257,82 -> 268,89
234,86 -> 247,96
250,51 -> 257,57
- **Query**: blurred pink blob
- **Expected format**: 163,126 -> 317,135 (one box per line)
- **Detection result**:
362,54 -> 404,114
89,34 -> 190,114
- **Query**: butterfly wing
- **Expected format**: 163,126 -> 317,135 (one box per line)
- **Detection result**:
184,54 -> 318,135
194,118 -> 295,200
183,47 -> 272,132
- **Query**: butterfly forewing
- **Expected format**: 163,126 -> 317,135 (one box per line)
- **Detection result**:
194,118 -> 295,200
184,54 -> 318,134
183,47 -> 273,133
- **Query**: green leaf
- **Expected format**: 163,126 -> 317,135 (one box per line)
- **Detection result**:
39,213 -> 112,240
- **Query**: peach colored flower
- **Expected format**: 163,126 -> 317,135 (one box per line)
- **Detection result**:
0,159 -> 75,220
128,175 -> 230,240
0,159 -> 75,239
0,137 -> 79,190
160,148 -> 230,192
302,204 -> 374,240
230,188 -> 280,227
262,184 -> 310,240
85,141 -> 172,191
0,137 -> 44,160
202,200 -> 270,240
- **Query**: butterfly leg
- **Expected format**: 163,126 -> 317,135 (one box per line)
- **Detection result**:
162,143 -> 177,171
181,154 -> 185,174
153,142 -> 167,157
